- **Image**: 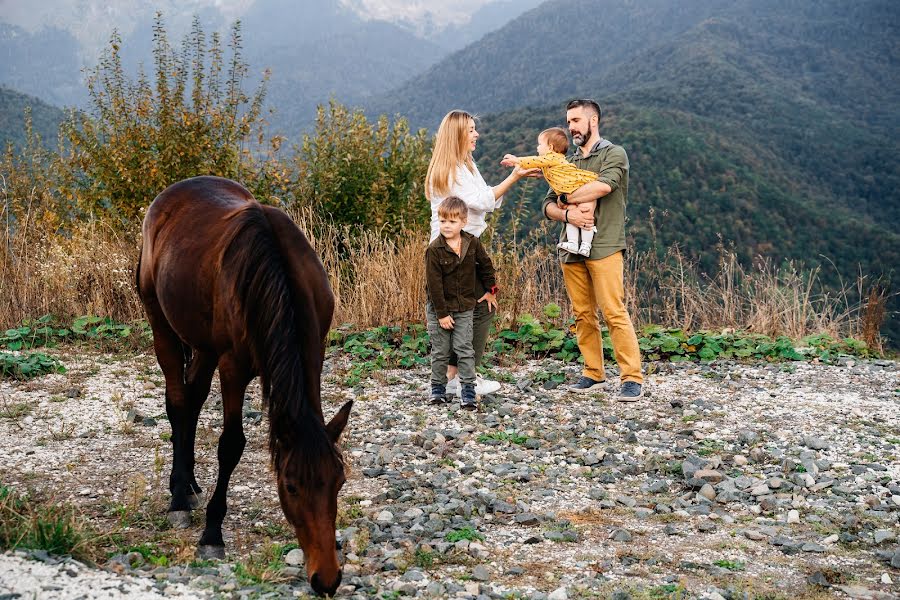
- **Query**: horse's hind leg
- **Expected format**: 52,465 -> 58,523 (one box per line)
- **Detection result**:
184,350 -> 218,509
145,307 -> 197,529
198,355 -> 251,559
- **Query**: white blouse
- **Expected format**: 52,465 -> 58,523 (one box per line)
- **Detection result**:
429,162 -> 504,242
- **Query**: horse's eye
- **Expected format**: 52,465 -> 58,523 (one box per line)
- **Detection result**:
285,483 -> 299,496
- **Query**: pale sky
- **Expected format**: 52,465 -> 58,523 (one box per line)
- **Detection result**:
341,0 -> 496,26
0,0 -> 493,63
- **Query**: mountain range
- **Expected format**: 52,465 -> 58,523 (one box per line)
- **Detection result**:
395,0 -> 897,340
1,0 -> 897,339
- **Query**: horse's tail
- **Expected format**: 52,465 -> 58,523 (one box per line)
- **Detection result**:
221,205 -> 320,464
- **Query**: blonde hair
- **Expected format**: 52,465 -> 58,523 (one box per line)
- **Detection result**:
540,127 -> 569,155
437,196 -> 468,220
425,110 -> 476,200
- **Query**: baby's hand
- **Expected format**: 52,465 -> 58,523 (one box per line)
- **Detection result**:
500,154 -> 519,167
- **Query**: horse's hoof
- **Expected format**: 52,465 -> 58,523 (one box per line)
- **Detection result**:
167,511 -> 192,529
197,545 -> 226,560
188,492 -> 203,510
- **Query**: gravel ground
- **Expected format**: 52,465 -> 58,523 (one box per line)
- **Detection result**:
0,349 -> 898,600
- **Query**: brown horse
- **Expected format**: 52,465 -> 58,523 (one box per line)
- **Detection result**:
137,176 -> 352,596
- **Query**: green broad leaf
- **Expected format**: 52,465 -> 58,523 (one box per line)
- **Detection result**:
687,334 -> 704,345
698,346 -> 718,360
543,303 -> 562,319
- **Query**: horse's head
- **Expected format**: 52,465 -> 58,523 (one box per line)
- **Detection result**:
275,400 -> 353,596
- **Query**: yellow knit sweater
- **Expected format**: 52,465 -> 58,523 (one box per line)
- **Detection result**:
518,151 -> 598,194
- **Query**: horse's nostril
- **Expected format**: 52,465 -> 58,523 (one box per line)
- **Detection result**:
310,570 -> 342,596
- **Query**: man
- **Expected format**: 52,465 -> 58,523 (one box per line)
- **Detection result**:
542,99 -> 643,400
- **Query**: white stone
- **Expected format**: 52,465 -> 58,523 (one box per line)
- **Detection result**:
404,507 -> 424,519
787,510 -> 800,524
548,587 -> 569,600
375,510 -> 394,524
284,548 -> 304,566
882,573 -> 893,585
733,455 -> 748,466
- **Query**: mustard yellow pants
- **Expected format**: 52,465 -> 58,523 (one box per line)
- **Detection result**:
561,251 -> 643,384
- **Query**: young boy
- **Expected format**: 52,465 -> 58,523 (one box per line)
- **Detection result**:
425,196 -> 498,409
501,127 -> 599,256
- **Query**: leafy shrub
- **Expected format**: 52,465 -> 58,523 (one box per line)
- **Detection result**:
0,352 -> 65,380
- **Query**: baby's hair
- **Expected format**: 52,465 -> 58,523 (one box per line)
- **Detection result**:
437,196 -> 468,220
540,127 -> 569,155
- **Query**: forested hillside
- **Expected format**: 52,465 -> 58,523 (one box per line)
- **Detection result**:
0,86 -> 65,149
368,0 -> 899,338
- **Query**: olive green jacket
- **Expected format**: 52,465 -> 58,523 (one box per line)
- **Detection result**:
542,138 -> 629,262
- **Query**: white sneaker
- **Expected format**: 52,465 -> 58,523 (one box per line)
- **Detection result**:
447,376 -> 461,397
578,241 -> 592,256
557,241 -> 579,254
475,374 -> 501,395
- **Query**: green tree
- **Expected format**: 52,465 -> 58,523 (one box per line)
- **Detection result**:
293,100 -> 431,234
60,15 -> 274,226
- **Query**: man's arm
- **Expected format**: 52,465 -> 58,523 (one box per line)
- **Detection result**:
566,180 -> 611,204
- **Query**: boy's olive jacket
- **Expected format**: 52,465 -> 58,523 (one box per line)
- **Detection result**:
425,231 -> 496,319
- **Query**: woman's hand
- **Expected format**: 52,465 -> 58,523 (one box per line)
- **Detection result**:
477,292 -> 498,312
439,315 -> 455,329
514,166 -> 542,179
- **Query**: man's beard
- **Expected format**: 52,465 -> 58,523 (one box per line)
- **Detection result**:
571,129 -> 589,147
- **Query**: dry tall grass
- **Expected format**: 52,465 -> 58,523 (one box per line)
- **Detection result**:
0,198 -> 886,350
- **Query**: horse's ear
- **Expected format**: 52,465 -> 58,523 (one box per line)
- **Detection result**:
326,400 -> 353,442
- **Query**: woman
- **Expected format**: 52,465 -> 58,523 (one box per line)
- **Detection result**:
425,109 -> 528,397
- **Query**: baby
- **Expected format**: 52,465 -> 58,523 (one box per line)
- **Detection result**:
502,127 -> 598,256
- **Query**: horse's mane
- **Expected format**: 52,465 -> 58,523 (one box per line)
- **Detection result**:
221,205 -> 338,476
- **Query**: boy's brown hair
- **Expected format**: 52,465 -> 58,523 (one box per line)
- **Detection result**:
437,196 -> 468,220
540,127 -> 569,155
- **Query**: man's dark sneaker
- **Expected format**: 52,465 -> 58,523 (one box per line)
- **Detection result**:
618,381 -> 643,402
567,376 -> 605,393
460,383 -> 477,410
430,383 -> 448,404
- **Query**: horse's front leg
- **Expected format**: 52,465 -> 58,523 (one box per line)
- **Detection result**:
197,357 -> 251,559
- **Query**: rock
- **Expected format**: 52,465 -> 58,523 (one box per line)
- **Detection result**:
458,478 -> 479,496
744,529 -> 767,541
750,484 -> 771,496
375,510 -> 394,524
808,571 -> 831,587
548,587 -> 568,600
514,513 -> 541,526
873,530 -> 895,544
787,510 -> 800,524
609,528 -> 632,542
803,436 -> 829,450
698,483 -> 716,501
733,455 -> 748,466
472,565 -> 491,581
694,469 -> 725,484
284,548 -> 304,566
697,521 -> 716,533
801,542 -> 826,553
738,430 -> 759,445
